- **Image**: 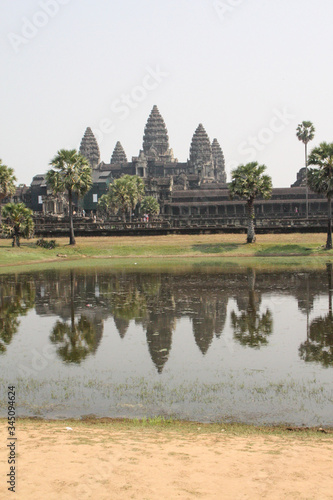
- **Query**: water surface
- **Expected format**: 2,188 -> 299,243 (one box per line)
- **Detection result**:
0,266 -> 332,425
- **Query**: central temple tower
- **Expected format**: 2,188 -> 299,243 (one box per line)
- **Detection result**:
142,105 -> 175,162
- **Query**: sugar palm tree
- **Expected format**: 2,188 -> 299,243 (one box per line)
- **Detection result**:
100,175 -> 145,222
229,162 -> 272,243
1,202 -> 34,247
307,142 -> 333,249
127,175 -> 145,221
141,196 -> 160,217
296,121 -> 315,218
0,160 -> 16,203
46,149 -> 92,245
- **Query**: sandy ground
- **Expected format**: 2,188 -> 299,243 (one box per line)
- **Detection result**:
1,422 -> 333,500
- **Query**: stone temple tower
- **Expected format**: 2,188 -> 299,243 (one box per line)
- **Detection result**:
142,105 -> 174,161
189,124 -> 214,178
79,127 -> 100,168
211,138 -> 227,183
110,141 -> 127,164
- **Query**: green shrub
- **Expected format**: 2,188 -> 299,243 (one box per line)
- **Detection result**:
36,238 -> 56,249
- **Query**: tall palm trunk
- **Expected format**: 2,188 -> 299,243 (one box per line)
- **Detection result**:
68,189 -> 76,245
69,270 -> 77,350
248,268 -> 256,312
327,196 -> 332,249
12,227 -> 20,247
306,274 -> 309,341
305,142 -> 309,219
247,199 -> 256,243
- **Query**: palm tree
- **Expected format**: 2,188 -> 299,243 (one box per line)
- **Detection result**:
100,175 -> 145,222
1,203 -> 34,247
307,142 -> 333,249
0,160 -> 16,203
127,175 -> 145,221
296,121 -> 315,218
229,162 -> 272,243
46,149 -> 92,245
141,196 -> 160,217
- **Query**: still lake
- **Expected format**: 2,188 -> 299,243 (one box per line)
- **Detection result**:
0,265 -> 332,425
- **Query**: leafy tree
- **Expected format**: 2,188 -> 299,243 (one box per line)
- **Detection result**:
97,193 -> 112,217
129,175 -> 145,217
141,196 -> 160,217
296,121 -> 315,218
46,149 -> 92,245
99,175 -> 145,222
307,142 -> 333,249
229,162 -> 272,243
1,203 -> 34,247
0,160 -> 16,204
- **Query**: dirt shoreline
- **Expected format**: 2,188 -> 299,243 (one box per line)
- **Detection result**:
1,420 -> 332,499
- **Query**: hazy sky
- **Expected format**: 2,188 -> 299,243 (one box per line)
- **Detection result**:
1,0 -> 332,187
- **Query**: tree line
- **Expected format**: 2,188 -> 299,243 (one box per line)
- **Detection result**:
1,121 -> 333,247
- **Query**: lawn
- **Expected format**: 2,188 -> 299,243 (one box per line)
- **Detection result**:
0,233 -> 332,273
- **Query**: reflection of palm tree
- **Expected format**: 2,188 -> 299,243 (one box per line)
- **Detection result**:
50,315 -> 100,363
49,270 -> 102,363
0,278 -> 35,353
299,264 -> 333,367
231,308 -> 273,348
231,269 -> 273,348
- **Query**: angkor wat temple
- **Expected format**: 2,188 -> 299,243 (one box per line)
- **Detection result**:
10,105 -> 327,221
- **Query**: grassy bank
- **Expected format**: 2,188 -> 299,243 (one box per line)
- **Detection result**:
1,233 -> 333,273
4,418 -> 332,439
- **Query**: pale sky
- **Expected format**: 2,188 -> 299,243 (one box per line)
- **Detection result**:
1,0 -> 332,187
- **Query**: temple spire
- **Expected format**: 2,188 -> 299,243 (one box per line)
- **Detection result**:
111,141 -> 127,164
143,105 -> 169,156
189,124 -> 213,177
79,127 -> 100,168
212,138 -> 227,183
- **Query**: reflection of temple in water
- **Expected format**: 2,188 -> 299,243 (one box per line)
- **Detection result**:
113,317 -> 129,339
146,314 -> 175,373
1,268 -> 333,370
